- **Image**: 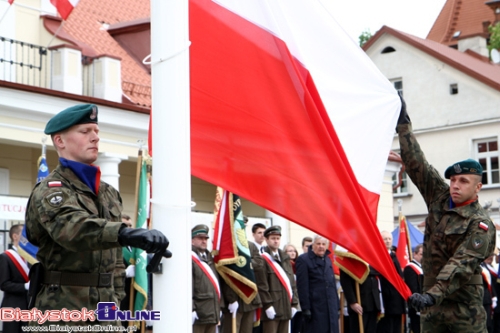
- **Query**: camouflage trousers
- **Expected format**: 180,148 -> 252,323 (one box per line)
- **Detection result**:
421,299 -> 486,333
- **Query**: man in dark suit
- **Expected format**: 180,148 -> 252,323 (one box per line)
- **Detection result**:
0,224 -> 30,333
404,244 -> 423,333
340,266 -> 381,333
377,231 -> 406,333
296,235 -> 339,333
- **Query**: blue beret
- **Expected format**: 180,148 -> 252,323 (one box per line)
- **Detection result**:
444,159 -> 483,179
44,104 -> 98,135
264,225 -> 281,238
192,224 -> 210,238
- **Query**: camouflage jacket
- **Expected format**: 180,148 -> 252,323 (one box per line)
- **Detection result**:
25,164 -> 125,322
398,123 -> 495,305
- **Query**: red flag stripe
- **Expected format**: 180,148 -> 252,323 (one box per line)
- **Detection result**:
189,0 -> 410,299
50,0 -> 79,20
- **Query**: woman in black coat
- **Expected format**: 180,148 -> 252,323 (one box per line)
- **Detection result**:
296,237 -> 340,333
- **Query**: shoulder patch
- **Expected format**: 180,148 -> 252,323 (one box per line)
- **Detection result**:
46,191 -> 66,207
471,236 -> 485,250
479,222 -> 489,231
48,181 -> 62,187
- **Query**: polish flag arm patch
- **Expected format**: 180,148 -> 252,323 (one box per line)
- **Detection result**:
479,222 -> 489,231
48,181 -> 62,187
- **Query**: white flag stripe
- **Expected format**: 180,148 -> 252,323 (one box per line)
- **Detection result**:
214,0 -> 400,194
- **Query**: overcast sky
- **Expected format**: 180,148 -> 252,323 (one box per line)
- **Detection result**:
322,0 -> 447,42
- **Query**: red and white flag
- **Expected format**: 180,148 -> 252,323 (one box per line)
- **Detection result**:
8,0 -> 14,5
50,0 -> 79,20
396,214 -> 411,268
168,0 -> 411,299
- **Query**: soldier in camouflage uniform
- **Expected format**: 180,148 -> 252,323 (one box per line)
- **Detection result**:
25,104 -> 169,326
397,97 -> 496,333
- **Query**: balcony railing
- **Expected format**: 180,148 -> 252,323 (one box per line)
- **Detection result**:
0,36 -> 51,89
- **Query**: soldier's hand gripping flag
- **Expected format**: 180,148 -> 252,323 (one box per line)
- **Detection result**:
212,187 -> 258,303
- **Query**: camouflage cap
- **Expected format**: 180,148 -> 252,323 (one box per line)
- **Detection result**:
192,224 -> 210,238
444,158 -> 483,179
264,225 -> 281,238
44,104 -> 98,135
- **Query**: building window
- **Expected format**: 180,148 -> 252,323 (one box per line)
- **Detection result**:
391,79 -> 403,95
450,84 -> 458,95
475,138 -> 499,185
393,170 -> 409,194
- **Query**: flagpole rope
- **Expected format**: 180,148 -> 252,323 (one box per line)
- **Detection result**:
142,41 -> 191,66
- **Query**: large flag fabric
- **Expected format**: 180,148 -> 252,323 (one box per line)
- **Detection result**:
8,0 -> 14,5
396,213 -> 411,268
212,187 -> 258,303
50,0 -> 79,20
128,156 -> 149,313
186,0 -> 410,298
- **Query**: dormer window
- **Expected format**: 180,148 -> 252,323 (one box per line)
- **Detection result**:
381,46 -> 396,54
452,31 -> 461,38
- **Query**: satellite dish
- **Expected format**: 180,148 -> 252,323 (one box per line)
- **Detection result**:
492,49 -> 500,64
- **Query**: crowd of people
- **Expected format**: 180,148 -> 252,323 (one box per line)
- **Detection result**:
1,98 -> 497,333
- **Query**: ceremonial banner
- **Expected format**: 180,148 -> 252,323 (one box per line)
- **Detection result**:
396,213 -> 411,268
212,187 -> 258,303
335,246 -> 370,284
146,0 -> 411,298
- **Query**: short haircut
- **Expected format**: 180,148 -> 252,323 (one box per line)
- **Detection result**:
252,223 -> 266,234
9,224 -> 23,241
413,244 -> 423,254
301,236 -> 313,247
313,235 -> 329,246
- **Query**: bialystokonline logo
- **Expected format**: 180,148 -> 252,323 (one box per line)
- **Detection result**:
0,303 -> 161,324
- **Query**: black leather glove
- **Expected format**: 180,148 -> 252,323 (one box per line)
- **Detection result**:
118,226 -> 169,253
302,309 -> 312,322
408,293 -> 435,311
396,91 -> 410,132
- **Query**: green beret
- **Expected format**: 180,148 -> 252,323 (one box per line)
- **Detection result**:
192,224 -> 210,238
264,225 -> 281,238
44,104 -> 98,135
444,159 -> 483,179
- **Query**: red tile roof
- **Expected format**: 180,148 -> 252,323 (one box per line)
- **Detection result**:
427,0 -> 495,46
363,26 -> 500,92
47,0 -> 152,107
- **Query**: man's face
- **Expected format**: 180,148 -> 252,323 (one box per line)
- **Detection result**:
266,235 -> 281,251
253,228 -> 265,245
381,232 -> 392,250
192,236 -> 209,251
449,174 -> 482,205
312,238 -> 328,257
413,248 -> 423,263
302,241 -> 312,253
55,123 -> 100,164
121,217 -> 133,228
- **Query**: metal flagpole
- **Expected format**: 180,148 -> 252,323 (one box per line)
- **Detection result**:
150,0 -> 191,331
